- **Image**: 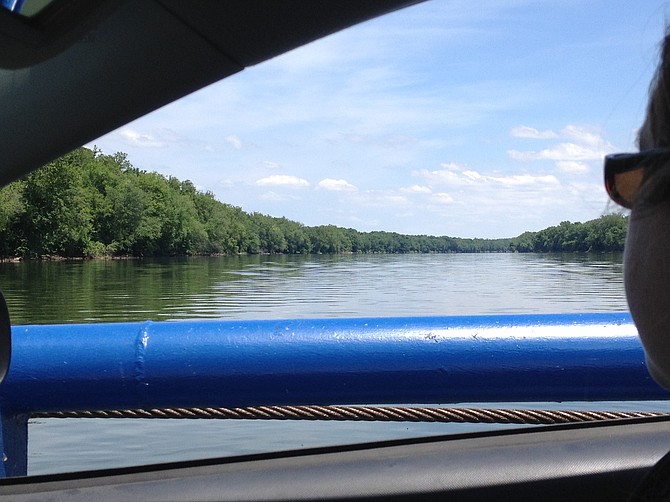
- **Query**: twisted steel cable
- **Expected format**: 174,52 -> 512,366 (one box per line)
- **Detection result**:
31,405 -> 668,425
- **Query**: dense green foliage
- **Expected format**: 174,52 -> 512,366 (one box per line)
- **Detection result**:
508,216 -> 628,253
0,148 -> 628,258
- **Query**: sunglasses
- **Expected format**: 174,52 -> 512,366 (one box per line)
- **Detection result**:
604,149 -> 670,209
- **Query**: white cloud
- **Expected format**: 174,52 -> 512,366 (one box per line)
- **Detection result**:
225,135 -> 243,150
414,168 -> 471,186
413,167 -> 482,187
488,174 -> 559,186
317,178 -> 358,191
118,128 -> 165,148
462,170 -> 484,182
255,175 -> 309,187
439,162 -> 468,171
262,160 -> 281,169
511,125 -> 558,139
430,193 -> 454,204
414,166 -> 559,188
560,125 -> 605,147
508,142 -> 605,162
507,124 -> 615,168
400,185 -> 432,193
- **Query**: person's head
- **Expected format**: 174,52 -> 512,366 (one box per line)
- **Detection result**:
606,29 -> 670,388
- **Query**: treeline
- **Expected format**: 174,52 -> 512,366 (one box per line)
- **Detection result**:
0,147 -> 627,258
509,216 -> 627,253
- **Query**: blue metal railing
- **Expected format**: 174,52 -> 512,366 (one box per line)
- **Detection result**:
0,0 -> 24,14
0,313 -> 667,477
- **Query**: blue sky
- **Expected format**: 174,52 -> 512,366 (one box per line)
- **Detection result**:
87,1 -> 669,238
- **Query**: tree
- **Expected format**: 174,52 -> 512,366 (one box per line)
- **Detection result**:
0,147 -> 629,259
19,149 -> 94,256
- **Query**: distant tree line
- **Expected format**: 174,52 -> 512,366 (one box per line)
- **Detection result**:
508,216 -> 627,253
0,147 -> 627,259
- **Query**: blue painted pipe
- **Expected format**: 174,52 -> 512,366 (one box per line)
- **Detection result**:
0,0 -> 24,13
0,313 -> 667,414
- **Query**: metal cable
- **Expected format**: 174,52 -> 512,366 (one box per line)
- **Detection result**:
31,405 -> 668,425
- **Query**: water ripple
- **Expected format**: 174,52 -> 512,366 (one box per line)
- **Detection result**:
0,253 -> 627,325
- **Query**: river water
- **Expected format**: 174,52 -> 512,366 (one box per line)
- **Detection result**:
0,253 -> 629,323
0,253 -> 665,476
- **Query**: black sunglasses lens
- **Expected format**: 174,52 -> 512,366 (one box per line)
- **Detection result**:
607,166 -> 644,208
604,150 -> 670,208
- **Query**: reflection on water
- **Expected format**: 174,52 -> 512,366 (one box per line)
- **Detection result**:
0,252 -> 627,325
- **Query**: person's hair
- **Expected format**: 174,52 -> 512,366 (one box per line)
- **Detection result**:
630,29 -> 670,211
639,29 -> 670,150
